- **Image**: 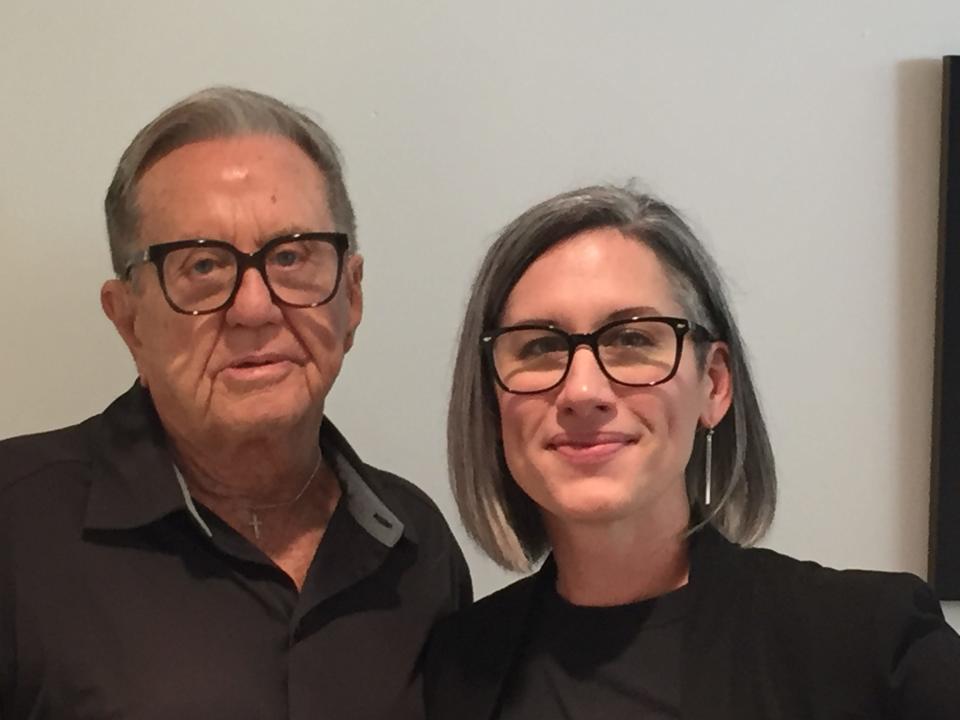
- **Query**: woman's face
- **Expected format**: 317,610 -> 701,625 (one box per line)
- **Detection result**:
495,227 -> 731,536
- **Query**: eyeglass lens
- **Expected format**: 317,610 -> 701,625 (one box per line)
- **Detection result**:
161,238 -> 340,312
491,320 -> 680,392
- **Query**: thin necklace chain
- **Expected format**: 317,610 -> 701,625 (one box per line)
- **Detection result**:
185,453 -> 323,540
246,453 -> 322,540
247,453 -> 322,511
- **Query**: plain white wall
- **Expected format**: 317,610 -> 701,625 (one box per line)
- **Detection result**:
1,1 -> 958,631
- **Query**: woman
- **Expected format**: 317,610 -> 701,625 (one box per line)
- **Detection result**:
425,185 -> 960,719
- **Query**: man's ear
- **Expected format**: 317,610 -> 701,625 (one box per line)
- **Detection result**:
700,341 -> 733,428
101,278 -> 147,380
343,253 -> 363,352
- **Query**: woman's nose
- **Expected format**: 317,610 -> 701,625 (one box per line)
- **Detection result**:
555,345 -> 617,415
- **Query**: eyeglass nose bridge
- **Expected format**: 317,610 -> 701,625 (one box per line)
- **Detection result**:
560,330 -> 614,382
218,245 -> 286,311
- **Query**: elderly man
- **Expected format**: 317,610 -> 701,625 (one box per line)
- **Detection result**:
0,87 -> 471,719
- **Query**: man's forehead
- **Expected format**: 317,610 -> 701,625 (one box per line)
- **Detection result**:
139,135 -> 325,191
134,135 -> 332,242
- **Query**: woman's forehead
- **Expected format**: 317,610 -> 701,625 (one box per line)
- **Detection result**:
500,228 -> 682,326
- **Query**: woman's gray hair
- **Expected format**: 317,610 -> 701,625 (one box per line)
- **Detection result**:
104,86 -> 356,276
447,184 -> 776,571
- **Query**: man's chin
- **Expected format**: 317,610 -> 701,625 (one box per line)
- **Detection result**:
209,396 -> 313,438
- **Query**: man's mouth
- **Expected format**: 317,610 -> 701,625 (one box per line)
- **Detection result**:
228,353 -> 293,370
233,359 -> 279,369
219,353 -> 298,385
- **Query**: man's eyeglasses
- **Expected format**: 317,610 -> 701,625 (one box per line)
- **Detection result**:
123,232 -> 349,315
481,316 -> 715,394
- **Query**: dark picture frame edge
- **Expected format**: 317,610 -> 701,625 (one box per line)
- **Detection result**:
930,55 -> 960,600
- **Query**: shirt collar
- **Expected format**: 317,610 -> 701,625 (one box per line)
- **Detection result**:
85,382 -> 411,548
318,415 -> 416,544
331,449 -> 404,547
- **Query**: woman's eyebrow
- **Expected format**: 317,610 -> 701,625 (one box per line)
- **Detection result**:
604,306 -> 662,322
506,316 -> 560,326
505,305 -> 664,328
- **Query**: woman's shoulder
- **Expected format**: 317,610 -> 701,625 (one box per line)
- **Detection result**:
725,542 -> 954,672
737,542 -> 939,617
693,533 -> 960,715
695,528 -> 951,654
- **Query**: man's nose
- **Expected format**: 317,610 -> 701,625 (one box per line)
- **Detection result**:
224,268 -> 283,326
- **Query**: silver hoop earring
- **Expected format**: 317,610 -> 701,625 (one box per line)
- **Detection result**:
704,427 -> 714,506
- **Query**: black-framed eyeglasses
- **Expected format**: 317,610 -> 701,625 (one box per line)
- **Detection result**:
481,316 -> 716,394
123,232 -> 349,315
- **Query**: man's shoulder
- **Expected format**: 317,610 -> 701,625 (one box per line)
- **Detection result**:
431,571 -> 538,648
0,416 -> 106,547
356,460 -> 475,609
424,571 -> 537,708
359,462 -> 456,542
0,416 -> 100,492
319,418 -> 457,543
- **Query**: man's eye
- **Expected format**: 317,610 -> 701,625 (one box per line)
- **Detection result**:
270,242 -> 311,268
273,250 -> 300,267
191,258 -> 217,275
179,252 -> 229,277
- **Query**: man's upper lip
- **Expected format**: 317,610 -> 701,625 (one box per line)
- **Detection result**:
547,432 -> 639,448
225,353 -> 297,369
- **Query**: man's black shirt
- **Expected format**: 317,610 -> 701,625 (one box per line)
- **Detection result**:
0,384 -> 471,720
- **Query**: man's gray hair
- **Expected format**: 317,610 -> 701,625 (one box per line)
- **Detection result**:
447,184 -> 777,571
105,86 -> 356,276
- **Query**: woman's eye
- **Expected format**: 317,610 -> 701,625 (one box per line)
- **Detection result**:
518,336 -> 566,358
608,330 -> 654,347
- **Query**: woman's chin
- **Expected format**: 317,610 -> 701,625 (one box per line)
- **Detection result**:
546,487 -> 637,526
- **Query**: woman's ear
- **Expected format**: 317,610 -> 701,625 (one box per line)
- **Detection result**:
700,341 -> 733,428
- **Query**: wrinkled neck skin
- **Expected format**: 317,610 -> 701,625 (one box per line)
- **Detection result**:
166,412 -> 330,506
545,487 -> 691,607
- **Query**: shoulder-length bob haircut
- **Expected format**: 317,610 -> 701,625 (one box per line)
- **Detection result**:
448,184 -> 776,572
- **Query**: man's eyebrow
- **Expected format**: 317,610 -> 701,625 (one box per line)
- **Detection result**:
164,227 -> 327,247
164,231 -> 221,242
269,226 -> 320,238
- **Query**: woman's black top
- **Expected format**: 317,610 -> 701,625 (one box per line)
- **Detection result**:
425,527 -> 960,720
497,582 -> 688,719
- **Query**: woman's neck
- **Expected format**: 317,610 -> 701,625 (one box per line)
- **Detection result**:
547,504 -> 691,607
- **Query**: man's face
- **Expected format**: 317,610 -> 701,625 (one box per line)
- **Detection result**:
102,135 -> 362,442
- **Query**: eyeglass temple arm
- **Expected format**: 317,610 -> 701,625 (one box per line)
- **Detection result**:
122,249 -> 151,279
